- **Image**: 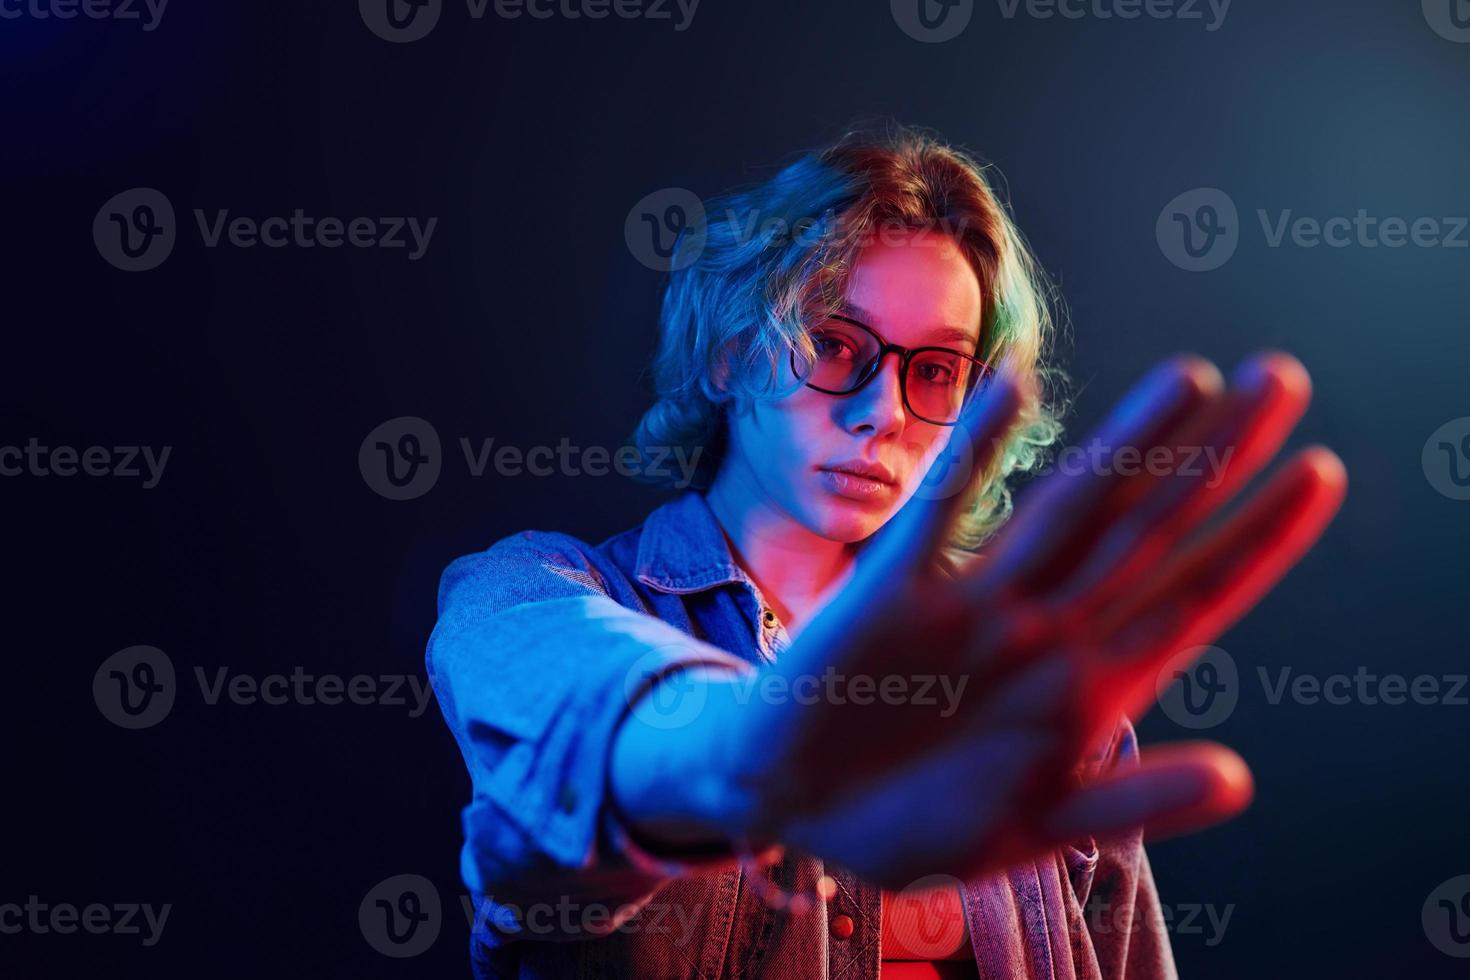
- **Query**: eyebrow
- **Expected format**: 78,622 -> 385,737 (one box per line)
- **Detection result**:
839,303 -> 980,349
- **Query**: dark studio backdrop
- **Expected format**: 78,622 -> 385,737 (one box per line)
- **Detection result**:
3,1 -> 1468,976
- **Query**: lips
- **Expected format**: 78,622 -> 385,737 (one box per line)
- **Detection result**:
819,460 -> 898,486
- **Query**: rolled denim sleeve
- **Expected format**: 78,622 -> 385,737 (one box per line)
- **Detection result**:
426,530 -> 756,943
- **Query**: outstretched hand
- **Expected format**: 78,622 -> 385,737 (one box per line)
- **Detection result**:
701,351 -> 1346,888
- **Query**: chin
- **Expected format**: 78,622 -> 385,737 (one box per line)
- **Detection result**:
807,498 -> 897,543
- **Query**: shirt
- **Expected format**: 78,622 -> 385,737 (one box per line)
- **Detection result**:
425,489 -> 1179,979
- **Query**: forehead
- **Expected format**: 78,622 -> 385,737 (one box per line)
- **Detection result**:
840,229 -> 982,345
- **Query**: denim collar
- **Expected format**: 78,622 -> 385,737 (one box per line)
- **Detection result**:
634,490 -> 749,595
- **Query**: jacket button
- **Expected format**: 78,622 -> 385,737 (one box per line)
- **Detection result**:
830,913 -> 854,939
557,784 -> 578,814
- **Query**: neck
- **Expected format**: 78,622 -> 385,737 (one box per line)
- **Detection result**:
704,468 -> 857,634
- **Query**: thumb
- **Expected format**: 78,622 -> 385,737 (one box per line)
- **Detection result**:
1036,741 -> 1254,845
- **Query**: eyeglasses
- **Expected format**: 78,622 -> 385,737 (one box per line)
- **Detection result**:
791,313 -> 992,425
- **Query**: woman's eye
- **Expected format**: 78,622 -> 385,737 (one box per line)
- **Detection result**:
915,363 -> 954,385
813,334 -> 856,360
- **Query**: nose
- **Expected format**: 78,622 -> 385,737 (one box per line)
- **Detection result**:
837,351 -> 907,437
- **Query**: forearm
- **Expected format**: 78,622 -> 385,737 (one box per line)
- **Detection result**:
607,667 -> 759,852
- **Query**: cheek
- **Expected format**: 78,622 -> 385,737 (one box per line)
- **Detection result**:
902,429 -> 954,486
763,388 -> 840,446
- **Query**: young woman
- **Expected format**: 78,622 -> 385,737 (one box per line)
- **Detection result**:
426,123 -> 1346,979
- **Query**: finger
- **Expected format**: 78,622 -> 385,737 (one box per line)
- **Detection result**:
1055,351 -> 1314,620
965,355 -> 1224,602
857,363 -> 1025,588
1098,447 -> 1347,721
1037,741 -> 1253,845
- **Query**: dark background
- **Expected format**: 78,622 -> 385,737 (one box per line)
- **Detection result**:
4,0 -> 1468,976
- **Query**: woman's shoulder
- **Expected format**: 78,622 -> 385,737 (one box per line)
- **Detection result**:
436,504 -> 671,616
436,526 -> 623,614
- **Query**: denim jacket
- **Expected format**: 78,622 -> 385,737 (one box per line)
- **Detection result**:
426,490 -> 1178,979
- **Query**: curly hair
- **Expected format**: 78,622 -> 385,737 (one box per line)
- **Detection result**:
628,120 -> 1068,552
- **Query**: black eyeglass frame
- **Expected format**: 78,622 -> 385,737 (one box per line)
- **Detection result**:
791,313 -> 993,426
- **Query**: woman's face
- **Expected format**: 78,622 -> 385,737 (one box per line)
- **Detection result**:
724,227 -> 984,543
